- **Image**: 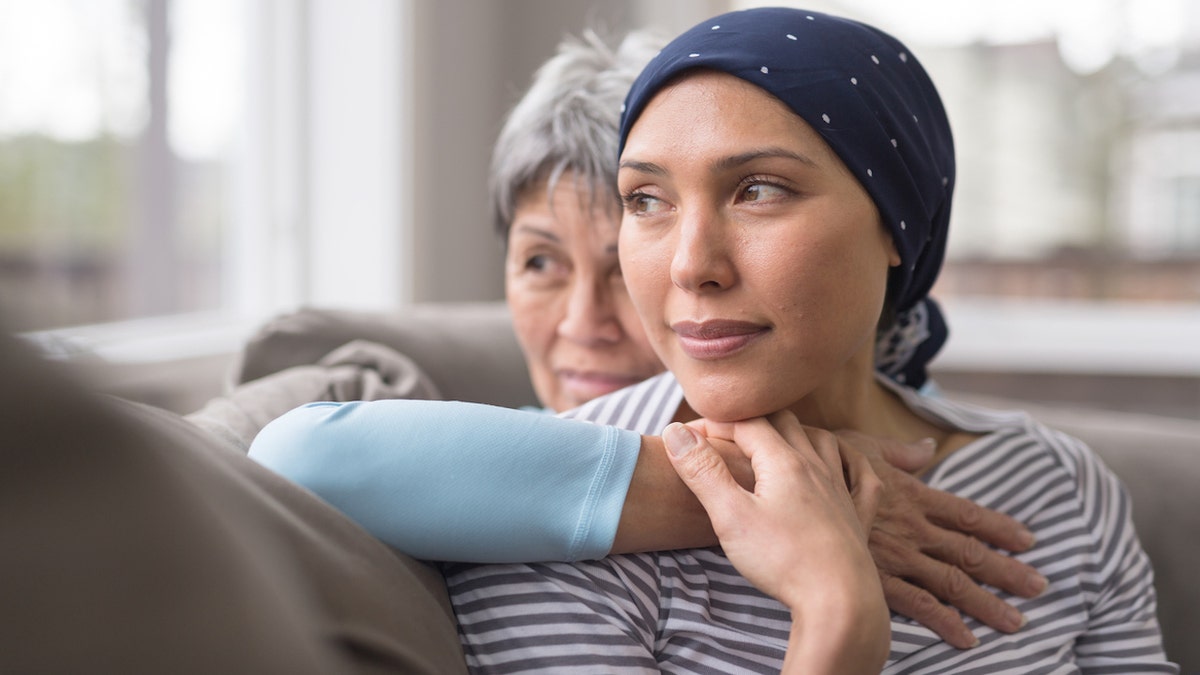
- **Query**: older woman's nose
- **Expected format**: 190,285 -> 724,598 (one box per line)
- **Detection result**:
669,210 -> 735,294
557,279 -> 623,345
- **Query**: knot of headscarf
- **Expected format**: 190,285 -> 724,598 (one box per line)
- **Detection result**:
618,7 -> 954,388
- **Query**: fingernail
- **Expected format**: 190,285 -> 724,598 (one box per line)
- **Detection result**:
664,423 -> 698,457
1006,606 -> 1028,631
916,437 -> 937,452
1027,572 -> 1048,596
1017,528 -> 1037,549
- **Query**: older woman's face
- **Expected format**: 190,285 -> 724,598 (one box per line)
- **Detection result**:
617,71 -> 900,422
506,174 -> 664,412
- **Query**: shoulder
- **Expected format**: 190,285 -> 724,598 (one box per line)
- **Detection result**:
910,392 -> 1133,543
903,386 -> 1113,484
912,395 -> 1149,594
559,372 -> 682,433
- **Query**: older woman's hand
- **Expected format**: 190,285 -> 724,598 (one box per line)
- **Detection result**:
834,429 -> 1047,649
663,412 -> 889,675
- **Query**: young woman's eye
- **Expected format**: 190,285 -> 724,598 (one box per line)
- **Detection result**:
622,191 -> 668,215
742,181 -> 792,203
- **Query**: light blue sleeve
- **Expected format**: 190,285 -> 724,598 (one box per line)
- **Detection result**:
248,400 -> 641,562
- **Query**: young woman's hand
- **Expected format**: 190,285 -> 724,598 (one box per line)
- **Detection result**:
662,412 -> 889,675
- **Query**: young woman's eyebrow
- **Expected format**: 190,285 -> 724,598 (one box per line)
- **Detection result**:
714,147 -> 819,171
617,159 -> 666,175
619,148 -> 819,176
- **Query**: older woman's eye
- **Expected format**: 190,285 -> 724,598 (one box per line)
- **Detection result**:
524,254 -> 551,272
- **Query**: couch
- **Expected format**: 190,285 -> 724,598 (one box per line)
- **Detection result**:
4,302 -> 1195,672
236,302 -> 1200,672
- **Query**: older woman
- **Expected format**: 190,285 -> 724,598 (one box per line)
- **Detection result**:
436,8 -> 1175,673
490,30 -> 666,413
252,23 -> 1052,656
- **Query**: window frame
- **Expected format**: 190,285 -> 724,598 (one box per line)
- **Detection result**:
28,0 -> 415,365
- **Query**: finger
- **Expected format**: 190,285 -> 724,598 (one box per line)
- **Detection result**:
662,423 -> 748,519
728,417 -> 796,468
687,418 -> 735,440
764,412 -> 835,470
880,573 -> 979,650
841,443 -> 883,530
769,418 -> 872,523
835,429 -> 935,472
916,552 -> 1028,635
724,418 -> 828,501
760,412 -> 842,482
801,427 -> 843,479
879,436 -> 937,472
924,528 -> 1048,599
921,487 -> 1036,554
879,526 -> 1029,634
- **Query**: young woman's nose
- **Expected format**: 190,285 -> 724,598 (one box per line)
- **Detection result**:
669,208 -> 736,293
557,277 -> 623,345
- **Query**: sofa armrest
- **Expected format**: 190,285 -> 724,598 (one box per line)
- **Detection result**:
236,302 -> 537,410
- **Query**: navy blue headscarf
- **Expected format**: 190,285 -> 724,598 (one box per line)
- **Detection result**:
618,7 -> 953,389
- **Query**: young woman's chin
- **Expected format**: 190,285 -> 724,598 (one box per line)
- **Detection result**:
677,371 -> 808,423
688,401 -> 775,424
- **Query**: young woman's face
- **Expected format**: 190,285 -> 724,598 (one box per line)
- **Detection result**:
618,71 -> 900,422
506,173 -> 664,412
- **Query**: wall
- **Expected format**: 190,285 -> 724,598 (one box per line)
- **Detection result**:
408,0 -> 629,302
406,0 -> 722,303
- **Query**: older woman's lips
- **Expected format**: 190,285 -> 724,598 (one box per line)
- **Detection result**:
559,370 -> 645,399
672,320 -> 769,360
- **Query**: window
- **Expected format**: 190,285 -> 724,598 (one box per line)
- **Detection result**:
732,0 -> 1200,416
3,0 -> 413,363
0,0 -> 242,332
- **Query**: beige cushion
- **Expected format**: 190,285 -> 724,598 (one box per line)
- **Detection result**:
236,303 -> 536,409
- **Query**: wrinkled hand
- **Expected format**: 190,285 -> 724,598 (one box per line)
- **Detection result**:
835,429 -> 1047,649
664,413 -> 890,675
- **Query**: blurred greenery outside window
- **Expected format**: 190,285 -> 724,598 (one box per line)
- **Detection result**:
0,0 -> 238,333
1,0 -> 1197,332
755,0 -> 1200,305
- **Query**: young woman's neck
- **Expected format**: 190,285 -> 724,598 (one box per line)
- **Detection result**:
787,352 -> 926,442
789,376 -> 892,433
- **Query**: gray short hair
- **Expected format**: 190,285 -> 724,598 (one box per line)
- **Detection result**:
490,29 -> 665,240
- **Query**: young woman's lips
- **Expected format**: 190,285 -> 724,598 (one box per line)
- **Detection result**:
671,320 -> 770,360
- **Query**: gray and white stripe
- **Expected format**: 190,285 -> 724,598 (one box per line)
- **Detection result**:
446,372 -> 1175,673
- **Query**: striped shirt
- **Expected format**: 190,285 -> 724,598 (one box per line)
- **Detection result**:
445,372 -> 1176,673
